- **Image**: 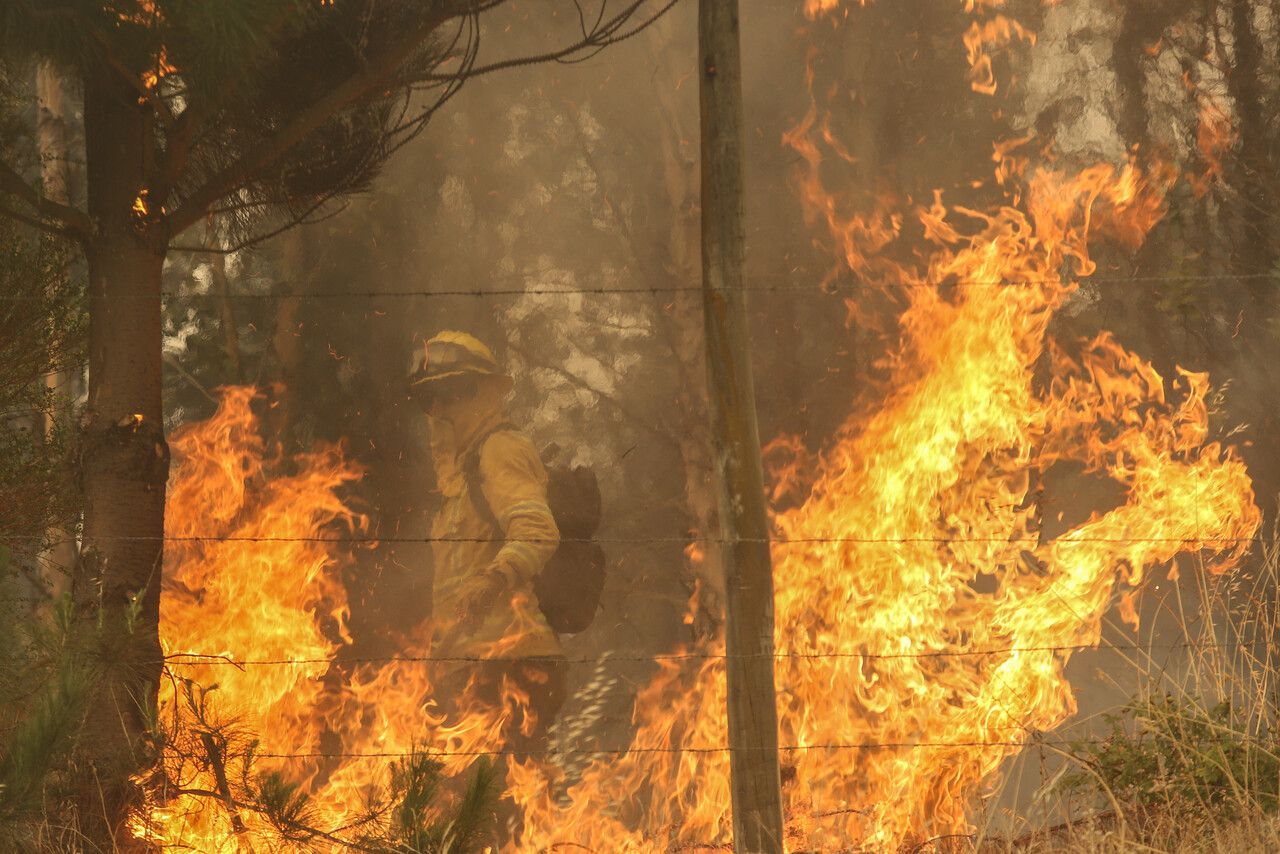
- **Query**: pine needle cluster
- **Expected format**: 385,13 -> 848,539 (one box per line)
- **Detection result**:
0,0 -> 472,245
0,597 -> 92,850
142,674 -> 502,852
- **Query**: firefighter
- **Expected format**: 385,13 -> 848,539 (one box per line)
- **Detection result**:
410,331 -> 566,756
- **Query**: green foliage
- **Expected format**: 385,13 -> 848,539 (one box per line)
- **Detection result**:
235,750 -> 502,852
390,754 -> 444,842
1065,694 -> 1280,818
1,0 -> 458,242
0,191 -> 86,847
0,167 -> 87,847
0,218 -> 84,562
370,754 -> 500,854
0,1 -> 306,93
255,770 -> 320,843
148,680 -> 501,852
0,594 -> 90,849
438,757 -> 501,854
0,656 -> 89,818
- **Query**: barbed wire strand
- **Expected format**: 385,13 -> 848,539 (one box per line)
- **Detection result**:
2,532 -> 1263,545
0,271 -> 1275,302
161,638 -> 1269,668
230,732 -> 1204,760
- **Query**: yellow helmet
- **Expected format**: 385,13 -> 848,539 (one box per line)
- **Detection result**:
409,331 -> 506,386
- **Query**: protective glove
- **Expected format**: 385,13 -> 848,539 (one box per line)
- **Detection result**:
453,568 -> 508,628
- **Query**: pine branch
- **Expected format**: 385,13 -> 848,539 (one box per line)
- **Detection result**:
0,204 -> 77,240
12,0 -> 175,128
175,785 -> 385,852
443,757 -> 500,852
165,0 -> 679,239
198,731 -> 246,833
165,5 -> 458,235
168,198 -> 348,255
0,663 -> 89,817
421,0 -> 679,83
0,159 -> 90,241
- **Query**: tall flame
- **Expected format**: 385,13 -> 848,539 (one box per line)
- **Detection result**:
508,161 -> 1259,852
138,388 -> 517,849
511,7 -> 1256,847
764,162 -> 1258,847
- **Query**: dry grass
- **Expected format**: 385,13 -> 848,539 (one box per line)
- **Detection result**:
969,518 -> 1280,854
989,810 -> 1280,853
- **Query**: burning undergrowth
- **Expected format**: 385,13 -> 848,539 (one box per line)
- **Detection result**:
136,388 -> 514,849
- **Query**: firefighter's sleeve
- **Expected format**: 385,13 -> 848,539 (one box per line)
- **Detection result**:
477,431 -> 559,588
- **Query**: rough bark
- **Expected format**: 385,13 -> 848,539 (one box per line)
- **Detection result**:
1220,0 -> 1280,521
1113,3 -> 1156,156
698,1 -> 785,850
74,73 -> 169,850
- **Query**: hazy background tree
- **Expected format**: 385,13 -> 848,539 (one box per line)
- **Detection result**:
0,210 -> 85,852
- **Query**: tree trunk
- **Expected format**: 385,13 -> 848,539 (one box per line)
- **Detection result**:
1111,2 -> 1177,381
270,227 -> 305,449
1221,0 -> 1280,503
698,1 -> 785,850
207,225 -> 244,384
36,61 -> 78,596
1226,0 -> 1276,292
73,73 -> 168,850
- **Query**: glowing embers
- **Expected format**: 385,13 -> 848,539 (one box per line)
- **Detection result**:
804,0 -> 857,18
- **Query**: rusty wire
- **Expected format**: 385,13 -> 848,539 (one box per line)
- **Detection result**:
2,532 -> 1264,545
161,637 -> 1262,668
0,271 -> 1273,301
237,736 -> 1115,760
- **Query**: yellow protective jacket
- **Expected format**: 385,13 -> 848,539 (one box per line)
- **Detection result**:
430,408 -> 561,659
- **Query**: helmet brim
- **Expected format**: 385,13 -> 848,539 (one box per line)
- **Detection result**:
410,369 -> 512,387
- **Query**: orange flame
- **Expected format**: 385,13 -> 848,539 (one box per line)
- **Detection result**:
807,0 -> 1033,95
1188,81 -> 1235,198
136,388 -> 520,849
508,19 -> 1254,844
963,14 -> 1034,96
509,159 -> 1257,851
804,0 -> 859,17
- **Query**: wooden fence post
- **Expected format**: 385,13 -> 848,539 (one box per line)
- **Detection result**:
697,1 -> 786,850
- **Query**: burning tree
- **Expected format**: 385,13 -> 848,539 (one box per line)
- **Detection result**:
0,1 -> 673,846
